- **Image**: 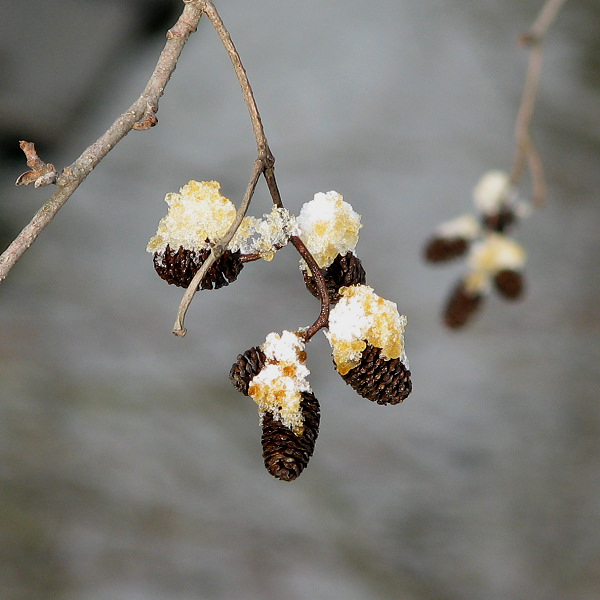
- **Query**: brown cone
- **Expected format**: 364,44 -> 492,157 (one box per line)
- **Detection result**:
338,342 -> 412,405
302,252 -> 366,304
424,236 -> 468,263
494,269 -> 524,300
481,207 -> 516,233
443,281 -> 483,328
261,392 -> 320,481
229,347 -> 267,396
153,244 -> 243,290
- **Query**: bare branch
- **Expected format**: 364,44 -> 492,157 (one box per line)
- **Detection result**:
201,1 -> 271,160
0,2 -> 204,282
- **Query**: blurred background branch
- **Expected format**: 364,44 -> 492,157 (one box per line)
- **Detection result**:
510,0 -> 569,205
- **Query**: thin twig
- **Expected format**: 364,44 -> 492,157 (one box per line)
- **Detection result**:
509,35 -> 544,188
291,236 -> 330,342
0,2 -> 204,282
509,0 -> 568,206
526,139 -> 547,206
201,1 -> 271,161
528,0 -> 569,41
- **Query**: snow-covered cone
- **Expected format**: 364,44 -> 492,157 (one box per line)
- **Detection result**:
424,214 -> 480,263
472,170 -> 527,234
493,268 -> 525,300
472,170 -> 513,215
326,285 -> 412,404
147,181 -> 246,289
148,180 -> 297,290
239,331 -> 319,480
296,191 -> 365,302
443,280 -> 483,329
443,232 -> 527,327
302,252 -> 366,304
467,233 -> 526,300
261,391 -> 320,481
229,346 -> 266,396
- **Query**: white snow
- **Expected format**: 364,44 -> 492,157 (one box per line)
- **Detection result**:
326,285 -> 407,375
297,191 -> 362,269
472,170 -> 513,214
436,214 -> 481,240
247,331 -> 311,434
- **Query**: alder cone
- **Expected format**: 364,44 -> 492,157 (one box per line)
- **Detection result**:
153,244 -> 243,290
261,392 -> 321,481
493,269 -> 524,300
482,208 -> 516,233
303,252 -> 366,304
338,342 -> 412,405
424,236 -> 468,263
229,346 -> 266,396
443,281 -> 483,329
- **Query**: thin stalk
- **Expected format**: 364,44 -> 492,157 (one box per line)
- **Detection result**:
290,236 -> 330,342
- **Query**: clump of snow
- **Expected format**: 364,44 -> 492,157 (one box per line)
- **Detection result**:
326,285 -> 407,375
297,191 -> 362,269
236,206 -> 299,261
248,331 -> 311,434
147,181 -> 237,253
472,170 -> 513,214
147,181 -> 297,260
436,214 -> 481,240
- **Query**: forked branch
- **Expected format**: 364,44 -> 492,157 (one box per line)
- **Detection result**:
510,0 -> 568,206
0,2 -> 204,282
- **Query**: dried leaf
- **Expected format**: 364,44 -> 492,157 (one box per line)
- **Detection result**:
15,141 -> 57,187
133,111 -> 158,131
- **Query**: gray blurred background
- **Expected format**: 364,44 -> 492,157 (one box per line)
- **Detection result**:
1,1 -> 599,599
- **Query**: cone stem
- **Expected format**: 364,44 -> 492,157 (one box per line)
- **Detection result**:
291,236 -> 330,341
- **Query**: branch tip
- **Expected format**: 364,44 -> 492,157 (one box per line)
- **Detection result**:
172,325 -> 187,337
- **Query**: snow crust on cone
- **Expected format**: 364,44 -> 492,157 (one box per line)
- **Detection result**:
236,206 -> 298,261
326,285 -> 407,376
147,181 -> 236,253
297,191 -> 362,269
248,331 -> 311,434
436,214 -> 481,240
147,180 -> 297,259
472,170 -> 512,214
